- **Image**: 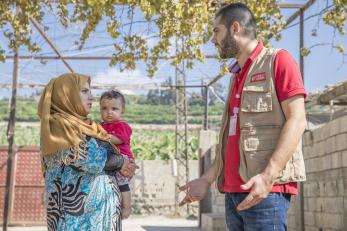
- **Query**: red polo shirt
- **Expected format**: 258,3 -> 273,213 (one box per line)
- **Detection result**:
222,42 -> 306,195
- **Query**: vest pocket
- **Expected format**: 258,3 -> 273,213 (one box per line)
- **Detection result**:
241,83 -> 273,113
240,126 -> 280,178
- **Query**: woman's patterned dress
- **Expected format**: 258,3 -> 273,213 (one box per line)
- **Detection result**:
42,137 -> 122,231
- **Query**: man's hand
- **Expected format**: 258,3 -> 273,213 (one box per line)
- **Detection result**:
237,172 -> 275,211
120,157 -> 139,177
178,178 -> 210,206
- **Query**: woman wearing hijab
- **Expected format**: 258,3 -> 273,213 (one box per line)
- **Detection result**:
38,73 -> 136,231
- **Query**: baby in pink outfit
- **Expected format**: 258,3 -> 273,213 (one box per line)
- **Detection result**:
99,90 -> 134,219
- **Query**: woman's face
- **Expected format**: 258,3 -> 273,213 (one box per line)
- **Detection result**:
80,82 -> 93,114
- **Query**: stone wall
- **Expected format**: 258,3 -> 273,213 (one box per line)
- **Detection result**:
131,160 -> 199,216
292,115 -> 347,231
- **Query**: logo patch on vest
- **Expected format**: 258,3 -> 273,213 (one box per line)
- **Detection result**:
250,72 -> 266,83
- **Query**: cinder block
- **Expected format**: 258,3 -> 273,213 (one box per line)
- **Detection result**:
328,119 -> 340,137
342,150 -> 347,167
305,158 -> 314,173
338,116 -> 347,133
313,126 -> 325,143
216,194 -> 225,205
325,137 -> 336,155
303,146 -> 313,158
307,197 -> 319,212
287,214 -> 296,229
303,131 -> 313,146
314,212 -> 324,227
304,211 -> 315,226
315,141 -> 326,157
306,157 -> 323,173
331,152 -> 342,169
201,213 -> 227,231
322,123 -> 332,140
337,179 -> 344,196
322,154 -> 332,171
199,130 -> 217,155
324,180 -> 339,196
336,133 -> 347,151
323,197 -> 344,213
323,213 -> 344,229
318,181 -> 325,196
304,227 -> 320,231
309,182 -> 320,197
343,178 -> 347,196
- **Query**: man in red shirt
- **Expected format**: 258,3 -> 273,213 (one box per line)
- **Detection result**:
179,3 -> 306,231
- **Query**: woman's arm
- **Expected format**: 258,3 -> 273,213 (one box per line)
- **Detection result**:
95,138 -> 138,176
104,152 -> 124,171
66,137 -> 108,174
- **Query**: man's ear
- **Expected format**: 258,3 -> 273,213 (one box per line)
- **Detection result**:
230,21 -> 242,35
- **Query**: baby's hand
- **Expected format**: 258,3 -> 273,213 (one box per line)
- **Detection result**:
120,157 -> 139,176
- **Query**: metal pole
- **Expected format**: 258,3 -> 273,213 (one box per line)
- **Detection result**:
174,38 -> 180,216
329,100 -> 334,121
5,54 -> 217,60
29,16 -> 74,73
300,9 -> 305,83
2,44 -> 19,231
199,85 -> 208,226
0,83 -> 205,90
203,86 -> 209,130
182,59 -> 190,215
298,8 -> 305,231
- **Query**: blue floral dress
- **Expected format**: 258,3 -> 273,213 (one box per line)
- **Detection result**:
42,136 -> 122,231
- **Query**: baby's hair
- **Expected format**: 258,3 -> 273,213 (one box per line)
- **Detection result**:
100,90 -> 125,109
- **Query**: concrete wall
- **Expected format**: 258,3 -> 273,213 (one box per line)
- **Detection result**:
292,115 -> 347,231
203,115 -> 347,231
131,160 -> 199,216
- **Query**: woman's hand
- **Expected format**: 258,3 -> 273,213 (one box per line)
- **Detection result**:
120,157 -> 139,177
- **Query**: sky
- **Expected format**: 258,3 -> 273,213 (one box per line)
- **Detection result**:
0,0 -> 346,98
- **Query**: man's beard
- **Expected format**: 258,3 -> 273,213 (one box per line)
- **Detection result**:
219,32 -> 240,59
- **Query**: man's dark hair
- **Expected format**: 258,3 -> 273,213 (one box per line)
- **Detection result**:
100,90 -> 126,109
216,3 -> 257,39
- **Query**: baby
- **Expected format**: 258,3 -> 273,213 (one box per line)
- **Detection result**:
99,90 -> 134,219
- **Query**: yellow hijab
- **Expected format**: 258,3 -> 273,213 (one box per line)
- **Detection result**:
38,73 -> 111,157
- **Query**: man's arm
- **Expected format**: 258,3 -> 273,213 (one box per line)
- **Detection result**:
237,95 -> 306,210
179,157 -> 219,206
201,158 -> 219,184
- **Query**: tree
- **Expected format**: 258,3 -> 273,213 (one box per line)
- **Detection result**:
146,89 -> 160,104
0,0 -> 345,77
160,77 -> 175,105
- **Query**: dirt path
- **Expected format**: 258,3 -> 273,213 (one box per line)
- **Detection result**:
0,216 -> 200,231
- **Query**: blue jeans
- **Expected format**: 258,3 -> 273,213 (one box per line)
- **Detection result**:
225,192 -> 291,231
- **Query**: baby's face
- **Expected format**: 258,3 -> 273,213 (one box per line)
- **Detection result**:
100,98 -> 124,123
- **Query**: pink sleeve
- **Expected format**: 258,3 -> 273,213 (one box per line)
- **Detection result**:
109,122 -> 132,144
273,50 -> 307,103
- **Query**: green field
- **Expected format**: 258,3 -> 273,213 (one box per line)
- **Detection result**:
0,97 -> 223,160
0,125 -> 199,160
0,97 -> 224,125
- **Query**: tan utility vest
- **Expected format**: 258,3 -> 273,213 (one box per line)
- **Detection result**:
216,47 -> 306,192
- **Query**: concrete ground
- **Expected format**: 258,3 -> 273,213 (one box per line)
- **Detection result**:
0,215 -> 201,231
